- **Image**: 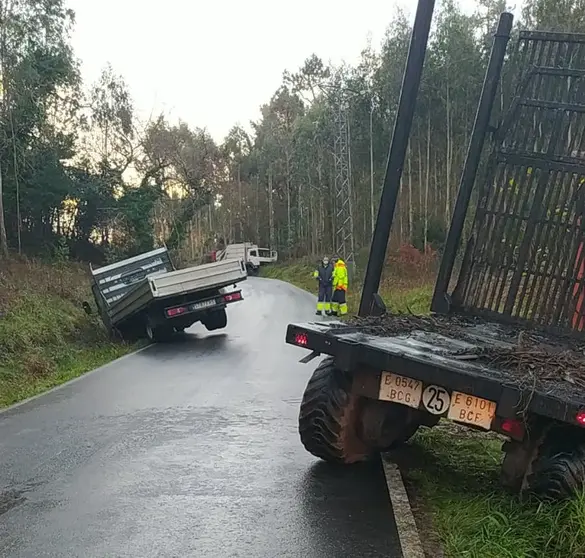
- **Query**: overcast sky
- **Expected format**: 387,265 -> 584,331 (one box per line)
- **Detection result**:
68,0 -> 494,142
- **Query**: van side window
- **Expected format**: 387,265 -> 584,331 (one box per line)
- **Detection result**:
249,250 -> 257,257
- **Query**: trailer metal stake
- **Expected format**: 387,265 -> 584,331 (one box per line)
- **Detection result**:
359,0 -> 436,317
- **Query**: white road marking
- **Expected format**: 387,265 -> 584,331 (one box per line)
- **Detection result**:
382,457 -> 426,558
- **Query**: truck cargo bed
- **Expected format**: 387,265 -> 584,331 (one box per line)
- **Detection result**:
286,316 -> 585,425
108,259 -> 246,325
90,248 -> 247,328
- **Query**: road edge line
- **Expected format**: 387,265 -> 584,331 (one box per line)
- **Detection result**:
0,344 -> 152,415
382,458 -> 426,558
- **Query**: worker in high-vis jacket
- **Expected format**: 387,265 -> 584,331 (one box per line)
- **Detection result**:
331,256 -> 348,316
313,256 -> 333,316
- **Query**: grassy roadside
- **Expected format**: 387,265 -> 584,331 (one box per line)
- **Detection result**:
262,260 -> 585,557
0,259 -> 134,408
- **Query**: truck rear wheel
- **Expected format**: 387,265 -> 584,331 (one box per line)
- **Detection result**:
146,323 -> 174,343
299,357 -> 373,464
203,309 -> 227,331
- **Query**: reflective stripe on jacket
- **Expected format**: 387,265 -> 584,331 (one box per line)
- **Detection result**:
313,264 -> 333,285
332,259 -> 348,291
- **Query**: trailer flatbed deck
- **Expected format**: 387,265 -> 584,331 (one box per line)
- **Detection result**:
287,318 -> 585,426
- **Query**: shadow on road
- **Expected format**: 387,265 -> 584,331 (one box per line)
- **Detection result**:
298,460 -> 402,558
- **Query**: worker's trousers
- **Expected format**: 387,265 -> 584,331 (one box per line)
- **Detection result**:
317,284 -> 332,312
331,288 -> 348,316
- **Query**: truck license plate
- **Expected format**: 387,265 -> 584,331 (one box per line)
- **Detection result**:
379,372 -> 422,409
190,299 -> 216,311
447,391 -> 496,430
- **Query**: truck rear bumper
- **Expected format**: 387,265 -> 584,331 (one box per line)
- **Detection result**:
164,290 -> 243,322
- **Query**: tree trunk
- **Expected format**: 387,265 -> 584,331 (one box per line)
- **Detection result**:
425,113 -> 431,252
407,144 -> 413,243
445,82 -> 452,227
237,164 -> 242,242
0,160 -> 9,258
268,167 -> 275,250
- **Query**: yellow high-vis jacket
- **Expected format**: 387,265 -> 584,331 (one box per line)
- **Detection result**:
332,259 -> 348,291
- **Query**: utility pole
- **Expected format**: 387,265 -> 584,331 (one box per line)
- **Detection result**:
333,99 -> 355,272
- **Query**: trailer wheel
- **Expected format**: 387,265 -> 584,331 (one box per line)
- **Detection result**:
203,309 -> 228,331
529,445 -> 585,500
299,357 -> 373,464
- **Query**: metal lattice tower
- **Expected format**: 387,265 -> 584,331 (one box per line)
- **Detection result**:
333,103 -> 355,268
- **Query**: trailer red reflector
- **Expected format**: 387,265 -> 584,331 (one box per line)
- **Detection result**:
166,306 -> 187,317
500,418 -> 524,439
294,332 -> 309,347
223,292 -> 242,303
577,411 -> 585,427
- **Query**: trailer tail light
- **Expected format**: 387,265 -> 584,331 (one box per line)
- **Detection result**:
576,411 -> 585,427
294,332 -> 309,347
166,306 -> 187,317
223,292 -> 242,303
500,418 -> 525,439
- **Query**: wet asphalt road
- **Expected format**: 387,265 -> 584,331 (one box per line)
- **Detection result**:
0,278 -> 401,557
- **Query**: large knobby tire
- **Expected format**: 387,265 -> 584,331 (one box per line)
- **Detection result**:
529,445 -> 585,500
299,357 -> 373,464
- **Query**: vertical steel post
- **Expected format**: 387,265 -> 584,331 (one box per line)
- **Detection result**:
358,0 -> 436,317
430,12 -> 514,314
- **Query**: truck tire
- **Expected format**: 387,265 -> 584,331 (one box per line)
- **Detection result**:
146,323 -> 174,343
528,445 -> 585,500
203,309 -> 228,331
299,357 -> 373,464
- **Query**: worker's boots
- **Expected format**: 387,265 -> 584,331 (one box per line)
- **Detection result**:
315,311 -> 322,316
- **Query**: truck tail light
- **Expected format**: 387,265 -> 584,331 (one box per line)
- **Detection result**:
576,411 -> 585,427
166,306 -> 187,317
294,332 -> 309,347
223,292 -> 242,303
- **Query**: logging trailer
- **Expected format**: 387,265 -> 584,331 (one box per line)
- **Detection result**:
286,4 -> 585,499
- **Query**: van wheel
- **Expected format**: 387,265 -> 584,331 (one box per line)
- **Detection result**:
299,357 -> 373,464
146,323 -> 174,343
203,309 -> 227,331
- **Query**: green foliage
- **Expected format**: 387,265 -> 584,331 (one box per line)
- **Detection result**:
0,259 -> 133,407
411,425 -> 585,557
412,215 -> 447,252
1,0 -> 584,267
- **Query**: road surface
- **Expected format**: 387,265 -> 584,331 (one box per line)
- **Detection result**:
0,278 -> 402,557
